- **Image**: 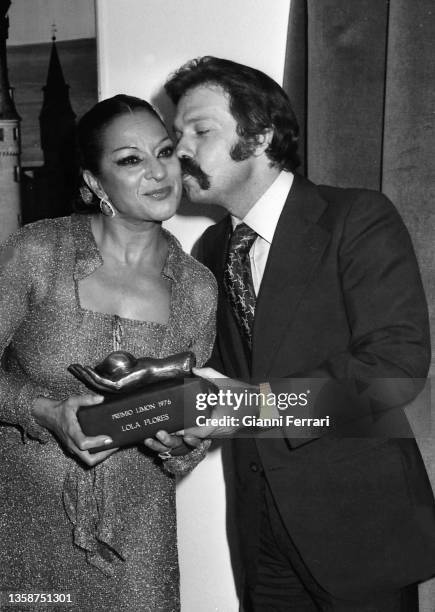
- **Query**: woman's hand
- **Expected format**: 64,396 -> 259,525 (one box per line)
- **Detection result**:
32,394 -> 118,466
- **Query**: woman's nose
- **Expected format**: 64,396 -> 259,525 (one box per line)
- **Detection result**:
144,158 -> 166,181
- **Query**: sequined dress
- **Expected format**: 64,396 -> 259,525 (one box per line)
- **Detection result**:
0,215 -> 217,611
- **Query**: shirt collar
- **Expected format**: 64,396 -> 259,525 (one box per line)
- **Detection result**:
231,170 -> 294,243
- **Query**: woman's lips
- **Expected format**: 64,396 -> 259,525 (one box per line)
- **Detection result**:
144,186 -> 172,200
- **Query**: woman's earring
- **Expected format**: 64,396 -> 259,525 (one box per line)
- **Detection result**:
99,197 -> 116,217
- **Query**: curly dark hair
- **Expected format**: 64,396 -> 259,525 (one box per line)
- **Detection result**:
165,56 -> 300,171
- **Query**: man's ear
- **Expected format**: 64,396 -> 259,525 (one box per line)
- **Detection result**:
252,128 -> 274,157
82,169 -> 106,200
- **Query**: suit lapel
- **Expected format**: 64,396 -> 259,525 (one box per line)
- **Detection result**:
252,175 -> 330,377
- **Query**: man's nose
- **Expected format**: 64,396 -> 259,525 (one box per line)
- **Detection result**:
175,135 -> 194,160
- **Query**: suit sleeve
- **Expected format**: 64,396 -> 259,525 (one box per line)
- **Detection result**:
0,228 -> 51,442
271,193 -> 430,442
327,192 -> 429,381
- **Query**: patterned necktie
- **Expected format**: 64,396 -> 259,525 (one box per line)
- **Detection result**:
224,222 -> 258,349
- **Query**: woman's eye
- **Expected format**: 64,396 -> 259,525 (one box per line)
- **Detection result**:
158,146 -> 174,158
116,155 -> 141,166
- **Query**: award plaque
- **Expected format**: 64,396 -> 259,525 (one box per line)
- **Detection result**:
68,351 -> 213,453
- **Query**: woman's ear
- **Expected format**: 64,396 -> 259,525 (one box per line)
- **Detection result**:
82,170 -> 105,200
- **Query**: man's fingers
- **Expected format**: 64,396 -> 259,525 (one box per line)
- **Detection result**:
178,425 -> 212,439
179,424 -> 237,439
192,367 -> 228,381
181,434 -> 204,448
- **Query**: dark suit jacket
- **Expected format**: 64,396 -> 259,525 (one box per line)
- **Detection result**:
197,173 -> 435,599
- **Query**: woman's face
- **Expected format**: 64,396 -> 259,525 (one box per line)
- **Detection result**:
89,109 -> 182,223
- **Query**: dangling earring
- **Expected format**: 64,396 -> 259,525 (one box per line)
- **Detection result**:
99,197 -> 116,217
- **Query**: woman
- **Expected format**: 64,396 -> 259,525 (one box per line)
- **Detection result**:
0,95 -> 216,611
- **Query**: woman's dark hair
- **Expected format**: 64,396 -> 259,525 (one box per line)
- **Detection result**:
165,56 -> 300,171
75,94 -> 164,212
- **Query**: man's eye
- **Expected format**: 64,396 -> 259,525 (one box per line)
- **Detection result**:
196,129 -> 209,136
116,156 -> 141,166
158,146 -> 174,158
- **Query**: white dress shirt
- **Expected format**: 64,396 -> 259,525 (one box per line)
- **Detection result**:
231,170 -> 294,295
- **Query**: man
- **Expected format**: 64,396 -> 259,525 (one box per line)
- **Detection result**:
147,57 -> 435,610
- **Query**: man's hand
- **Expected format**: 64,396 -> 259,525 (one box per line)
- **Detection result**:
144,367 -> 260,455
144,367 -> 230,453
143,429 -> 202,456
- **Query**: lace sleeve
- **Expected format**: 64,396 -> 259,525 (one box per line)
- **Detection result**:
162,440 -> 212,476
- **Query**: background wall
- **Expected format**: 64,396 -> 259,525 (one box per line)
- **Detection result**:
7,39 -> 97,164
8,0 -> 95,44
95,1 -> 291,610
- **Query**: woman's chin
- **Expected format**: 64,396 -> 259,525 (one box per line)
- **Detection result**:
150,201 -> 181,223
116,204 -> 179,225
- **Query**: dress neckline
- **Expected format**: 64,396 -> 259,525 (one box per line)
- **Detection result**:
71,214 -> 175,328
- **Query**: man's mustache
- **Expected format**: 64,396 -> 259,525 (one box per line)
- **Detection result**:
180,158 -> 211,190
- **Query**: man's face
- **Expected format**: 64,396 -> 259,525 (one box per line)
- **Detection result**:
173,84 -> 256,210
